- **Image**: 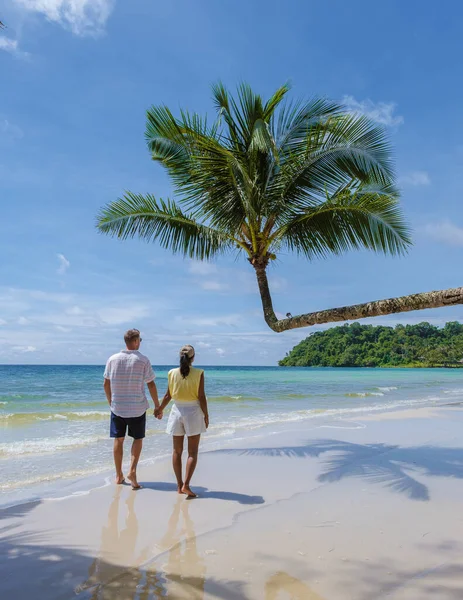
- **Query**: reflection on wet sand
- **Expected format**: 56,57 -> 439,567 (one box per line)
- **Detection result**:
76,487 -> 163,599
76,492 -> 317,599
265,571 -> 325,600
159,497 -> 206,599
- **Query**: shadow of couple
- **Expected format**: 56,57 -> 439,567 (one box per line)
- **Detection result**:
139,481 -> 265,506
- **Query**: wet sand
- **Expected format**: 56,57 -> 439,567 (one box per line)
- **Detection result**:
2,406 -> 463,599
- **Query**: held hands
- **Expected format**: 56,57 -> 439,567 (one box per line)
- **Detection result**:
154,407 -> 163,420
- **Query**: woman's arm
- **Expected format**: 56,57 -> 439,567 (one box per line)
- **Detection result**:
198,373 -> 209,428
155,387 -> 172,418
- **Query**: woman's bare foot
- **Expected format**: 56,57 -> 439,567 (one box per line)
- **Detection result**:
177,483 -> 184,494
127,473 -> 142,490
115,474 -> 125,485
181,484 -> 198,498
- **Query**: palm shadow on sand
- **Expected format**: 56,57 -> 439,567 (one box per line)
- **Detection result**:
213,440 -> 463,501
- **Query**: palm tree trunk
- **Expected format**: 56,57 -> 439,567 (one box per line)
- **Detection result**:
254,266 -> 279,329
254,267 -> 463,332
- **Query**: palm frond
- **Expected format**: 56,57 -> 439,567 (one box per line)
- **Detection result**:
96,193 -> 235,260
212,81 -> 245,150
266,114 -> 395,220
272,184 -> 411,259
262,83 -> 291,121
248,118 -> 278,159
273,97 -> 343,151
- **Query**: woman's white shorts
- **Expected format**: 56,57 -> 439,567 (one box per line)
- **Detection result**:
166,401 -> 207,437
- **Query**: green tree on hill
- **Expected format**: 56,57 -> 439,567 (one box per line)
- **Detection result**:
279,321 -> 463,367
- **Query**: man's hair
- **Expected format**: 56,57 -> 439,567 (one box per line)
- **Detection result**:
124,329 -> 140,344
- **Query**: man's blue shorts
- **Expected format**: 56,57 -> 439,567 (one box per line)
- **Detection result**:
110,411 -> 146,439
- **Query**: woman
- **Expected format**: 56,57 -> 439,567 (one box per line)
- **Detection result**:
155,345 -> 209,498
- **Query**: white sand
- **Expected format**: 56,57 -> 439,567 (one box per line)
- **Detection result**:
2,406 -> 463,599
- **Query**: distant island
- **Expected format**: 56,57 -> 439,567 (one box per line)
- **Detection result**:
279,322 -> 463,368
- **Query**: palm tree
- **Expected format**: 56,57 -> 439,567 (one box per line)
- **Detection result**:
96,83 -> 463,332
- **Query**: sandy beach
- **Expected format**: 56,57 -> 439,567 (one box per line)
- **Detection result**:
2,404 -> 463,599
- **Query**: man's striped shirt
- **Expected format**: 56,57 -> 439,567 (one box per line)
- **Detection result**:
104,350 -> 155,418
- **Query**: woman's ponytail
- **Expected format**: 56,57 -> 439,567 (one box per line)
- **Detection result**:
179,344 -> 195,378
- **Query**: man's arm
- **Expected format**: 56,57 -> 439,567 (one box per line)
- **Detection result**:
198,373 -> 209,429
147,380 -> 160,412
104,378 -> 111,407
144,359 -> 160,414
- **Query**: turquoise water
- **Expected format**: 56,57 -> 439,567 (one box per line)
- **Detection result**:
1,365 -> 463,506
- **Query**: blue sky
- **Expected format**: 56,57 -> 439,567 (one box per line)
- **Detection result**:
0,0 -> 462,365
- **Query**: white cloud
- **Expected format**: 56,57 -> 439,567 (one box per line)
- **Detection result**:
188,261 -> 218,276
17,316 -> 30,325
177,314 -> 241,328
99,305 -> 150,326
0,319 -> 6,326
201,280 -> 230,292
12,345 -> 36,353
29,290 -> 73,303
343,95 -> 404,127
14,0 -> 115,36
0,36 -> 28,58
399,171 -> 430,187
197,341 -> 211,348
0,37 -> 18,52
0,118 -> 24,140
55,325 -> 71,332
423,220 -> 463,247
66,305 -> 83,316
57,253 -> 70,275
216,347 -> 225,357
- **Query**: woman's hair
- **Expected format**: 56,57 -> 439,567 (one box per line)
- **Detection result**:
179,345 -> 195,378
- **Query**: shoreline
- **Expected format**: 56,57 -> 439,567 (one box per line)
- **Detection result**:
3,403 -> 463,598
3,392 -> 462,512
3,387 -> 463,512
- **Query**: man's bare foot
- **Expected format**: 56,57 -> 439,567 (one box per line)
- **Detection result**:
127,473 -> 142,490
115,474 -> 125,485
177,483 -> 184,494
181,484 -> 198,498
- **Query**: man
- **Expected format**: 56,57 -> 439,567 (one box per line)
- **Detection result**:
104,329 -> 160,489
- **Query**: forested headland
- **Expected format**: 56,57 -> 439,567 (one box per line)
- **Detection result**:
279,322 -> 463,367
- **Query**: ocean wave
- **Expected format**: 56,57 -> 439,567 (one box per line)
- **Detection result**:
0,465 -> 111,491
219,395 -> 451,431
344,392 -> 385,398
208,395 -> 262,403
0,394 -> 48,402
0,434 -> 107,458
41,401 -> 107,408
377,386 -> 398,392
0,411 -> 109,425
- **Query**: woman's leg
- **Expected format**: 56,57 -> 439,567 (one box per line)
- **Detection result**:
172,435 -> 184,493
182,434 -> 201,497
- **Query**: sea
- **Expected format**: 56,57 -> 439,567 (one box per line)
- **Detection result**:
1,365 -> 463,508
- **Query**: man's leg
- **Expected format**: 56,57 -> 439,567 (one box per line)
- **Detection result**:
127,438 -> 143,489
173,436 -> 184,493
127,413 -> 146,490
182,434 -> 201,498
110,412 -> 127,484
113,437 -> 125,484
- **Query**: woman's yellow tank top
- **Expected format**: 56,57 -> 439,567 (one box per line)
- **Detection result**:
168,366 -> 203,401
